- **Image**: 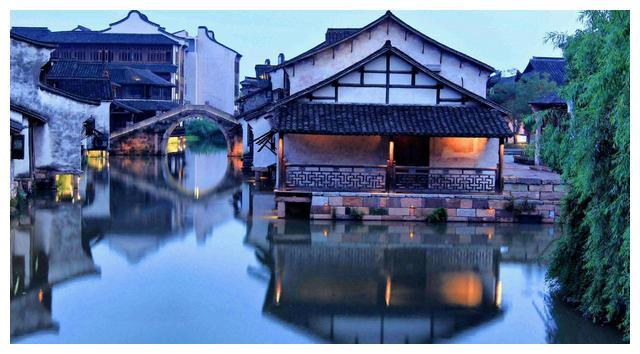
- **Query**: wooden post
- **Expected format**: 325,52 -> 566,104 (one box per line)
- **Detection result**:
277,134 -> 285,190
497,137 -> 504,192
387,137 -> 395,193
534,110 -> 542,166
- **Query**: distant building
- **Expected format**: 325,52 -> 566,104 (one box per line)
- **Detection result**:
522,56 -> 567,109
12,10 -> 241,136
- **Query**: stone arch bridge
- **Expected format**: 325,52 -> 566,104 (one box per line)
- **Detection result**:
109,104 -> 242,156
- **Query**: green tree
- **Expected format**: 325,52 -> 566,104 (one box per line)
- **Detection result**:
489,71 -> 557,136
543,11 -> 629,339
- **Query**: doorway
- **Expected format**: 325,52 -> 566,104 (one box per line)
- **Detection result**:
394,136 -> 429,166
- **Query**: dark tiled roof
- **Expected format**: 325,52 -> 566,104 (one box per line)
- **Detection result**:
47,60 -> 107,79
107,63 -> 177,74
325,28 -> 360,44
529,92 -> 566,107
522,57 -> 566,85
10,31 -> 57,48
274,103 -> 512,138
11,27 -> 179,45
10,103 -> 49,124
38,83 -> 101,105
49,79 -> 113,101
10,119 -> 25,134
113,99 -> 178,112
255,64 -> 274,77
108,67 -> 174,87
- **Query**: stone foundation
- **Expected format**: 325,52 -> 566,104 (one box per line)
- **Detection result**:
290,175 -> 566,223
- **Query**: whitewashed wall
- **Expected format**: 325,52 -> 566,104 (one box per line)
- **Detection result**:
277,19 -> 491,98
429,137 -> 499,169
284,134 -> 387,165
185,27 -> 238,114
10,110 -> 31,177
10,39 -> 108,172
248,116 -> 276,169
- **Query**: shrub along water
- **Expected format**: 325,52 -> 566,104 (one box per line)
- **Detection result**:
541,11 -> 629,339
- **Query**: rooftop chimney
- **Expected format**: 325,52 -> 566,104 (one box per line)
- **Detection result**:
277,53 -> 285,65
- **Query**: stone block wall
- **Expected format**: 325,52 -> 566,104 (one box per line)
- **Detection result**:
301,175 -> 566,223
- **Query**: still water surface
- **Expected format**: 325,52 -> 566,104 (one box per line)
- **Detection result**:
9,147 -> 624,344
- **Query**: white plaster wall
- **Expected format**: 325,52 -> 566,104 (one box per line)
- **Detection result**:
10,39 -> 107,172
249,116 -> 276,169
284,134 -> 387,165
189,27 -> 238,114
104,12 -> 166,35
297,52 -> 469,106
429,137 -> 498,169
285,20 -> 491,98
11,111 -> 31,177
184,43 -> 198,104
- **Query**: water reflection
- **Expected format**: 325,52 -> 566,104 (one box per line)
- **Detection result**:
10,200 -> 99,339
250,221 -> 546,343
9,153 -> 625,343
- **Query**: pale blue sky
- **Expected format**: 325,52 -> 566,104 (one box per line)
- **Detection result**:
10,10 -> 582,79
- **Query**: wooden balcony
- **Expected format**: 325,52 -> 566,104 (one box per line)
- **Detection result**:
283,163 -> 500,194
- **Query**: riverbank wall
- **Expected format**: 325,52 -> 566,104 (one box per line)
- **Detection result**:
278,175 -> 566,223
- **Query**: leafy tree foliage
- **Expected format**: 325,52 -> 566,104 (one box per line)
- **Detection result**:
543,11 -> 629,339
488,71 -> 557,134
185,118 -> 222,140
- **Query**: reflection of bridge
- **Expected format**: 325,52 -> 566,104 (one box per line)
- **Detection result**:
81,156 -> 244,263
109,104 -> 242,156
108,156 -> 243,203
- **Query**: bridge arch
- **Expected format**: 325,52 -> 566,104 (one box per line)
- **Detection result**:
109,105 -> 242,156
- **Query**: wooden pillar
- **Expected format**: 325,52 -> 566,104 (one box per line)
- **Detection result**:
497,137 -> 504,192
387,137 -> 395,193
277,134 -> 285,190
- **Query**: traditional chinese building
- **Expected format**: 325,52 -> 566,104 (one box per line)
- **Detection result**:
237,11 -> 513,219
10,32 -> 111,194
12,10 -> 241,135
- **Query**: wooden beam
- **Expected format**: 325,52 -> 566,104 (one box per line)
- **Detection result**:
387,138 -> 395,193
497,137 -> 504,192
363,69 -> 413,74
336,83 -> 439,89
278,135 -> 285,190
385,52 -> 391,104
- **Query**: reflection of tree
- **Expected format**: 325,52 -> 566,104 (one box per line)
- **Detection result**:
185,136 -> 226,154
534,292 -> 625,344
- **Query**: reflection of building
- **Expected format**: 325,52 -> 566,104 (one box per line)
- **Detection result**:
241,217 -> 559,343
10,203 -> 99,340
264,241 -> 500,344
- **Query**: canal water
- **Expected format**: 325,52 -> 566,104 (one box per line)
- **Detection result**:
10,146 -> 624,344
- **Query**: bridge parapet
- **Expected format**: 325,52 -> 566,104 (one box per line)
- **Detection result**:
109,104 -> 242,156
